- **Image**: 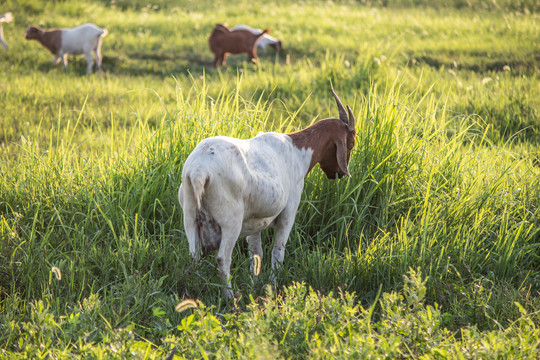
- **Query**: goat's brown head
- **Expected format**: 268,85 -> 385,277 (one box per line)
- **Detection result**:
289,89 -> 356,179
318,89 -> 356,179
25,26 -> 42,40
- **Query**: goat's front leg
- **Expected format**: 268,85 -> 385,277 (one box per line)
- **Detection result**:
221,53 -> 228,66
246,233 -> 263,276
216,222 -> 242,300
60,53 -> 68,69
52,55 -> 61,65
212,53 -> 222,68
270,212 -> 296,283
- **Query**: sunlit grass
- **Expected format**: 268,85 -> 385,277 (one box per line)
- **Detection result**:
0,0 -> 539,358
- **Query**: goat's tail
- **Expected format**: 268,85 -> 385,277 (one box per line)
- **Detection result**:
100,28 -> 108,38
257,28 -> 269,38
187,172 -> 207,210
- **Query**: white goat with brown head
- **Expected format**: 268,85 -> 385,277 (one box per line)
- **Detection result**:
178,89 -> 356,299
25,23 -> 107,73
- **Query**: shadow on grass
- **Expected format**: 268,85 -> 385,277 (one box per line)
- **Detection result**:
26,45 -> 324,79
409,53 -> 540,74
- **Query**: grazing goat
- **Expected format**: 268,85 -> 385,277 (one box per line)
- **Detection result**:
208,23 -> 268,67
0,12 -> 13,50
178,89 -> 356,299
231,24 -> 282,53
25,23 -> 107,73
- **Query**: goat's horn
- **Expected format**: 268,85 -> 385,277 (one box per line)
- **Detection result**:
346,105 -> 355,132
331,88 -> 348,124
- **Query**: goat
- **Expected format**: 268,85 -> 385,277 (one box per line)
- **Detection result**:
208,23 -> 268,67
25,23 -> 107,73
178,89 -> 356,299
0,12 -> 13,50
231,24 -> 282,53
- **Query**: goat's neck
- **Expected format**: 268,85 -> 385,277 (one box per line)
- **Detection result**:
287,119 -> 339,175
37,30 -> 61,55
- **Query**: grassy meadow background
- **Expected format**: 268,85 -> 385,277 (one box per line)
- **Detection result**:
0,0 -> 539,358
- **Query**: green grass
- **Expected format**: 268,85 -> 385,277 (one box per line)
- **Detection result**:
1,0 -> 539,358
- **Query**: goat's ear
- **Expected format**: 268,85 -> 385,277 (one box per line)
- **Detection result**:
335,138 -> 351,177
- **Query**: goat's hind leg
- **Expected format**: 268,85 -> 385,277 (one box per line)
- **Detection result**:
96,37 -> 104,71
216,221 -> 242,300
183,213 -> 201,263
179,184 -> 201,262
247,49 -> 258,64
85,51 -> 94,73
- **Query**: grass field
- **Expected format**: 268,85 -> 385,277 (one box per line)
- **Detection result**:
1,0 -> 539,358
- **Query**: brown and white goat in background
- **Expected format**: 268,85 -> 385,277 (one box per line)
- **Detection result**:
178,89 -> 356,299
25,23 -> 107,73
208,23 -> 268,67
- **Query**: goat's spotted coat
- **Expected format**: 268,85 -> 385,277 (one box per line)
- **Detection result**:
179,89 -> 356,299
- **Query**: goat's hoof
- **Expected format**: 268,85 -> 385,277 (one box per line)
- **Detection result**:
222,288 -> 234,301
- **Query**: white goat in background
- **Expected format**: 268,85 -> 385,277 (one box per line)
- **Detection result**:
0,12 -> 13,50
178,89 -> 356,299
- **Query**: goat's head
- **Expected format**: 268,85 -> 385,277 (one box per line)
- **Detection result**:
269,40 -> 283,52
24,26 -> 41,40
318,89 -> 356,179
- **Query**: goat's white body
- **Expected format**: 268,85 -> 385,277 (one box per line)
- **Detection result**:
179,132 -> 313,298
61,24 -> 105,54
231,24 -> 280,52
59,23 -> 107,73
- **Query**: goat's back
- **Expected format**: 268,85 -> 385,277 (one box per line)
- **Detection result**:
209,30 -> 262,54
231,25 -> 279,42
62,23 -> 106,53
182,133 -> 307,230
